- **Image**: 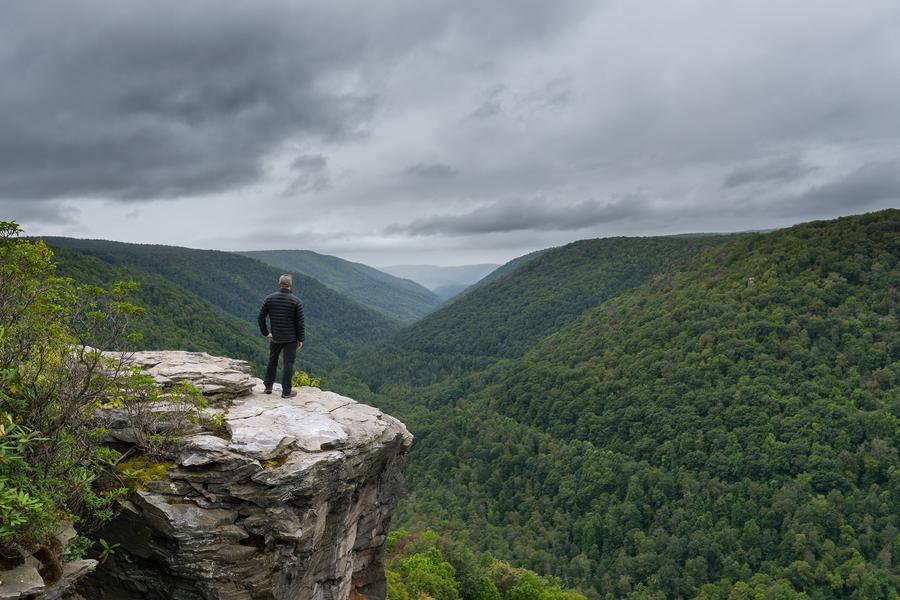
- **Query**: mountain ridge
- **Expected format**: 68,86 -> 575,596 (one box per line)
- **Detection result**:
42,237 -> 401,375
240,249 -> 441,322
339,209 -> 900,599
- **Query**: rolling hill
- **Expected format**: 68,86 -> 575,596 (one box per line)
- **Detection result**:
50,247 -> 268,366
338,209 -> 900,598
42,238 -> 402,376
239,249 -> 442,322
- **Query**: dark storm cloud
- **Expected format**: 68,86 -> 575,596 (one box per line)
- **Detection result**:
284,155 -> 332,196
7,0 -> 900,260
402,163 -> 459,179
724,157 -> 819,188
388,196 -> 648,236
0,1 -> 379,201
0,0 -> 591,205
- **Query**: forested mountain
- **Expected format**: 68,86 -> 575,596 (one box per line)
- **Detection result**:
344,235 -> 732,393
43,238 -> 401,375
470,247 -> 551,291
336,210 -> 900,599
240,249 -> 441,322
51,247 -> 267,366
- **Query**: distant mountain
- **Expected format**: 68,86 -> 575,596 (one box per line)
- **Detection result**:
430,284 -> 468,300
239,249 -> 441,322
42,238 -> 401,376
336,209 -> 900,598
429,248 -> 551,301
379,263 -> 500,292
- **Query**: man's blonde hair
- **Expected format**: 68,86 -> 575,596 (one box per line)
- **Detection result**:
279,274 -> 293,288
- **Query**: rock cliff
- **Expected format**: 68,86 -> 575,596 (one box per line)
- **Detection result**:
80,351 -> 412,600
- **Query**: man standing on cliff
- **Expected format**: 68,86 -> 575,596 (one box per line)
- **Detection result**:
258,274 -> 305,398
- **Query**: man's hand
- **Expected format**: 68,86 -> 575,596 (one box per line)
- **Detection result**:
296,341 -> 303,350
267,333 -> 273,340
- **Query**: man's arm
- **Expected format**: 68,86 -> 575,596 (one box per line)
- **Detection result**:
257,299 -> 270,336
295,301 -> 305,348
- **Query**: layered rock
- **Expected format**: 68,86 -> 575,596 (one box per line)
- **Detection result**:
123,350 -> 257,400
81,352 -> 412,600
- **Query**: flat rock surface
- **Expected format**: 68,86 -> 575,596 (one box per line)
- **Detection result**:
0,559 -> 44,599
225,384 -> 407,460
124,351 -> 255,399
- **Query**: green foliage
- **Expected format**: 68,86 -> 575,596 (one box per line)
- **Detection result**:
242,249 -> 442,322
386,530 -> 585,600
0,222 -> 153,553
291,370 -> 321,389
343,235 -> 731,394
97,537 -> 121,564
114,457 -> 175,491
63,535 -> 94,561
43,237 -> 402,376
342,210 -> 900,598
50,247 -> 270,369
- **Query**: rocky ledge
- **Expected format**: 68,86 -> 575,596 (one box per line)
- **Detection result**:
81,351 -> 412,600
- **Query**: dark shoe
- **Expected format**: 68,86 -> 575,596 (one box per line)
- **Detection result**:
281,390 -> 298,398
263,388 -> 273,394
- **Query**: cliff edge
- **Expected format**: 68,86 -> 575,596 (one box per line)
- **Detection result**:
80,351 -> 412,600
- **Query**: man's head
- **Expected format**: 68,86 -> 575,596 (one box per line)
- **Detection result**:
279,274 -> 293,289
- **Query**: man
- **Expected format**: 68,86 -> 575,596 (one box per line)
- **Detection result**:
257,274 -> 305,398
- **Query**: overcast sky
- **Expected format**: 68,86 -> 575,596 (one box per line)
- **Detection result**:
2,1 -> 899,266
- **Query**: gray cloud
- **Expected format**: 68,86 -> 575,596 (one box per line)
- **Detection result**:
387,196 -> 648,236
285,155 -> 332,196
469,85 -> 506,120
5,1 -> 900,265
0,1 -> 380,201
1,1 -> 588,204
724,156 -> 819,188
402,163 -> 459,179
1,200 -> 79,225
777,160 -> 900,216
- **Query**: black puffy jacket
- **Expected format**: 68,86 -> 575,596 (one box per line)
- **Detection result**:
257,288 -> 305,343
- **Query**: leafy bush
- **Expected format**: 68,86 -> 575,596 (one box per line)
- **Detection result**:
386,529 -> 585,600
292,370 -> 322,389
0,222 -> 151,555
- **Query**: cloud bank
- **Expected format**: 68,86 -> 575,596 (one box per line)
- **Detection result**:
1,0 -> 898,264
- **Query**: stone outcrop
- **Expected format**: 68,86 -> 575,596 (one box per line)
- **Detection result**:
81,351 -> 412,600
0,525 -> 96,600
123,350 -> 257,400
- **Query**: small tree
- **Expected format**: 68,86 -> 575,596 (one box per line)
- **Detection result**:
0,222 -> 142,557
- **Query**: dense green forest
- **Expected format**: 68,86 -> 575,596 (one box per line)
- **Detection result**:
466,248 -> 551,293
240,249 -> 442,322
336,210 -> 900,599
386,530 -> 584,599
43,238 -> 401,375
24,211 -> 900,598
342,235 -> 732,393
51,247 -> 268,366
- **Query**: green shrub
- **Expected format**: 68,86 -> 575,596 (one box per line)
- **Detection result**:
0,222 -> 144,554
